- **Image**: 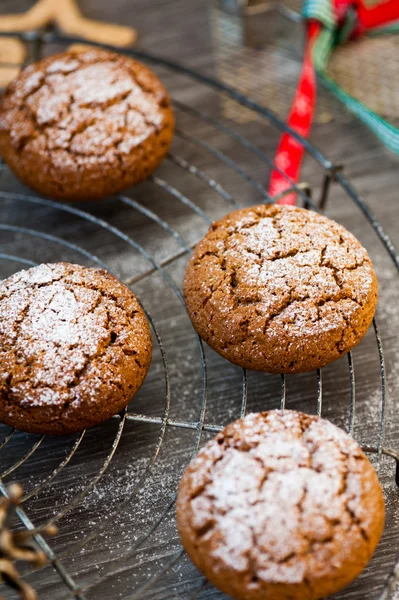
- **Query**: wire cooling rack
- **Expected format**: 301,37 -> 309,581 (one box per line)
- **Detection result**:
0,30 -> 399,600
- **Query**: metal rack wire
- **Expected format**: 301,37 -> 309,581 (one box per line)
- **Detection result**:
0,30 -> 398,600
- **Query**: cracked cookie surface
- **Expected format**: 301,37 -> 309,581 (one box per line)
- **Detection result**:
184,204 -> 378,373
177,410 -> 385,600
0,262 -> 152,435
0,48 -> 174,201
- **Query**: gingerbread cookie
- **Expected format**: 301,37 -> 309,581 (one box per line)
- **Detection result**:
0,0 -> 136,47
177,410 -> 385,600
0,263 -> 152,435
184,204 -> 378,373
0,49 -> 174,201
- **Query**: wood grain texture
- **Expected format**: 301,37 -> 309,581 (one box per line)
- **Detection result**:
0,2 -> 398,600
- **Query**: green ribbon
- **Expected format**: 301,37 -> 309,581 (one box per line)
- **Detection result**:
303,0 -> 399,154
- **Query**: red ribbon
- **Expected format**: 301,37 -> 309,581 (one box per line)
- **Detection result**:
269,0 -> 399,206
268,21 -> 319,205
357,0 -> 399,31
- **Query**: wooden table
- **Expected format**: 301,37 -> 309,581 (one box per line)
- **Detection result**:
0,2 -> 398,599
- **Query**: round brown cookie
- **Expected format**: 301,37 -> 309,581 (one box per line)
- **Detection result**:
0,263 -> 152,435
184,204 -> 378,373
0,48 -> 174,201
177,410 -> 385,600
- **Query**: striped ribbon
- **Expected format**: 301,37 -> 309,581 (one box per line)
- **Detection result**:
269,0 -> 399,206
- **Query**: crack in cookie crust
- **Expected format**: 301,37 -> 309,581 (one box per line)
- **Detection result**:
176,410 -> 385,600
0,49 -> 174,201
184,204 -> 378,373
0,263 -> 152,435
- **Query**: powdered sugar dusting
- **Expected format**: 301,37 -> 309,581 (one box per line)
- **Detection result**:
185,204 -> 378,373
177,410 -> 384,596
0,262 -> 151,433
0,48 -> 174,201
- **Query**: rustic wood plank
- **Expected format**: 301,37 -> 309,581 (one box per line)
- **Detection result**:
0,2 -> 398,599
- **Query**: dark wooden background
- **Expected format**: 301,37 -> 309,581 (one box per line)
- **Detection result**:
0,1 -> 399,599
